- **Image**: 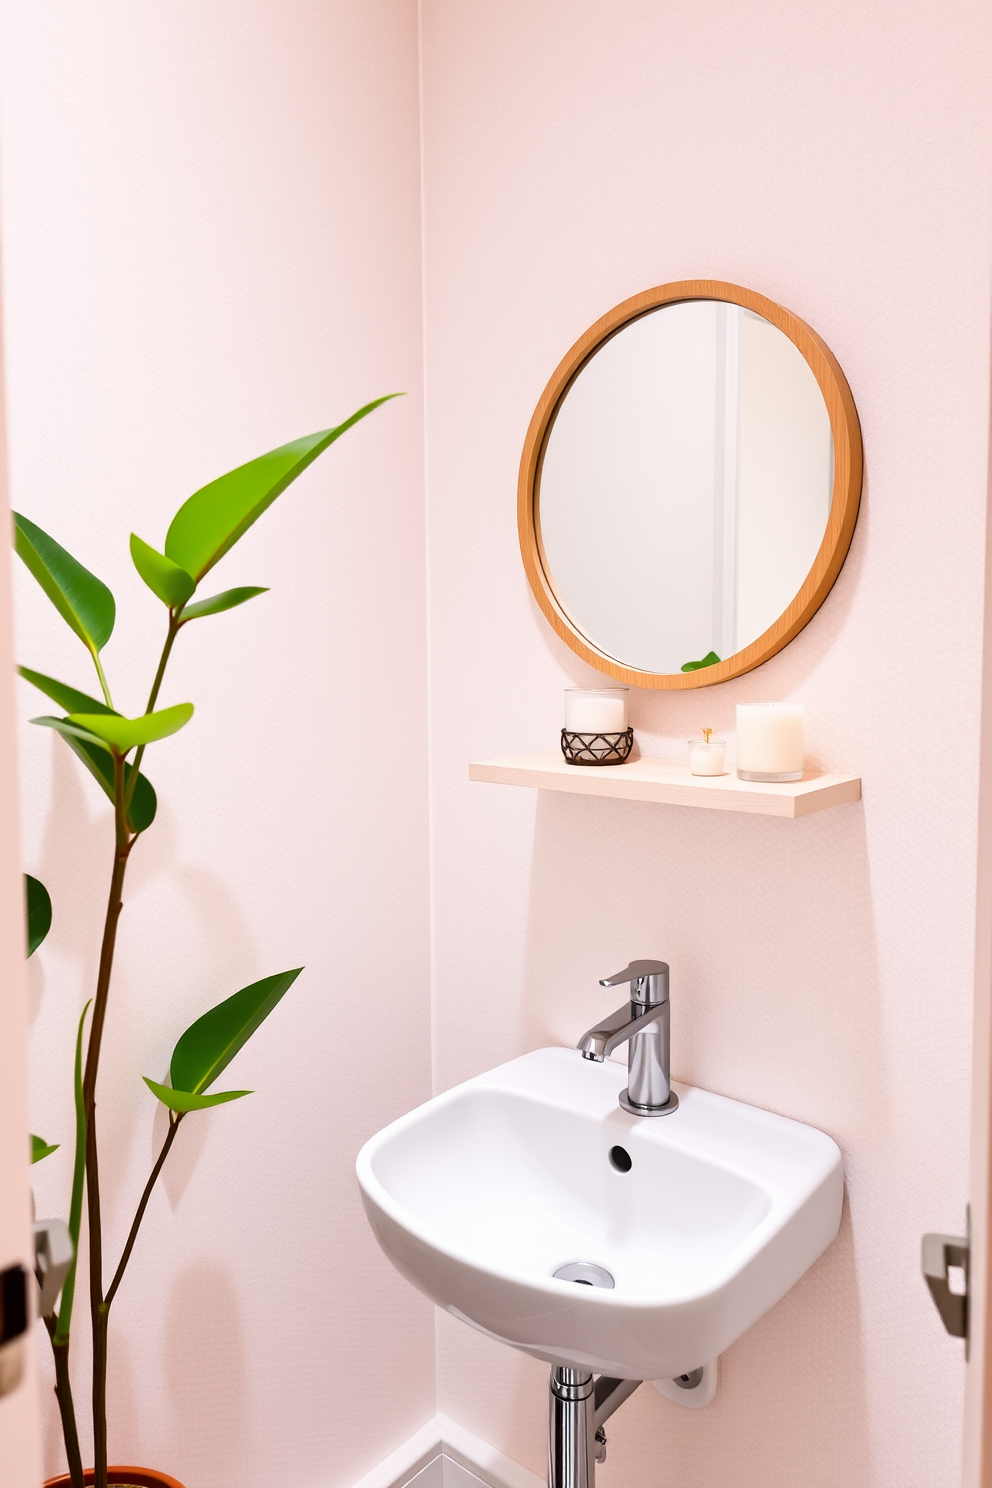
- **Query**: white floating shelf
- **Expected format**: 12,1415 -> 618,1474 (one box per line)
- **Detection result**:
469,752 -> 861,818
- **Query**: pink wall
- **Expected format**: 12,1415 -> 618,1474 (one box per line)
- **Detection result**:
420,2 -> 992,1485
4,2 -> 992,1485
0,298 -> 42,1482
1,2 -> 434,1484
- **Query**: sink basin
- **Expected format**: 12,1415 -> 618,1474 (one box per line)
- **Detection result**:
356,1047 -> 843,1379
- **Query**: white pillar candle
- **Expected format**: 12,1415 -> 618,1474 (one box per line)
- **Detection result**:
689,730 -> 726,776
736,703 -> 805,781
564,688 -> 628,734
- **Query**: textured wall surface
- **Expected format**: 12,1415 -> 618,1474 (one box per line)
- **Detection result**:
1,3 -> 434,1484
420,2 -> 992,1485
0,275 -> 42,1487
5,1 -> 992,1485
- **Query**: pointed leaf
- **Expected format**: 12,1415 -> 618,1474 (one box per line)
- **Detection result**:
30,1134 -> 59,1164
165,398 -> 398,581
32,714 -> 111,750
54,1000 -> 91,1345
25,873 -> 52,957
142,1076 -> 250,1113
178,587 -> 268,623
68,702 -> 193,753
18,666 -> 117,717
19,672 -> 160,824
13,513 -> 115,653
680,651 -> 722,673
171,967 -> 303,1095
130,534 -> 196,609
57,731 -> 157,833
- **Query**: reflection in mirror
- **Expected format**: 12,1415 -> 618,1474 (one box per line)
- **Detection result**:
538,301 -> 834,676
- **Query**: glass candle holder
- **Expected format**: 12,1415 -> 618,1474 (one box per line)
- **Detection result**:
736,702 -> 804,781
564,687 -> 628,733
688,730 -> 726,776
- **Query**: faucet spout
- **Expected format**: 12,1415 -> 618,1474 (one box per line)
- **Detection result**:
577,1002 -> 666,1062
577,958 -> 679,1117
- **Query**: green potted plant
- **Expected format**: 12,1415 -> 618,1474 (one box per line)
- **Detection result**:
21,395 -> 393,1488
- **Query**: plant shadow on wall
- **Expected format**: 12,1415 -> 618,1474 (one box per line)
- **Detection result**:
20,393 -> 399,1488
24,738 -> 124,1028
515,794 -> 879,1486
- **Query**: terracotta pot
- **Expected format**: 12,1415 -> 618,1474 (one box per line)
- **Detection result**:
44,1470 -> 184,1488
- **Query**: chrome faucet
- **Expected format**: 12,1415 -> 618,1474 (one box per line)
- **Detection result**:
577,959 -> 678,1116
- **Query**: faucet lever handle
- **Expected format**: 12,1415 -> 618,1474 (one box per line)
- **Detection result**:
599,959 -> 669,987
599,959 -> 669,1006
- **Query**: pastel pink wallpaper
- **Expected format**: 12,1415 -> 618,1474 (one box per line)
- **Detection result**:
420,2 -> 991,1485
1,2 -> 434,1484
0,296 -> 42,1483
3,1 -> 991,1485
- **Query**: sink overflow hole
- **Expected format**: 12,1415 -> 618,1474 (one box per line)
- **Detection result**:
553,1261 -> 615,1289
609,1146 -> 632,1172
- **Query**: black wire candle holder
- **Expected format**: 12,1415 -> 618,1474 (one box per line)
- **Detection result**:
560,727 -> 634,767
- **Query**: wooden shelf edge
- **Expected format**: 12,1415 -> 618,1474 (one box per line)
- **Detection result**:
468,752 -> 861,818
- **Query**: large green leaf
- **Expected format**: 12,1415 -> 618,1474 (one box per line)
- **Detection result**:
68,702 -> 193,753
171,967 -> 303,1095
32,714 -> 111,750
18,666 -> 116,717
178,586 -> 268,623
30,1134 -> 59,1164
58,731 -> 157,833
14,513 -> 115,654
142,1076 -> 250,1112
54,1000 -> 90,1345
164,398 -> 398,581
25,873 -> 52,957
130,534 -> 196,609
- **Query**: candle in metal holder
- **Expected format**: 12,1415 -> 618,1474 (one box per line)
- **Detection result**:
560,727 -> 634,766
561,687 -> 632,765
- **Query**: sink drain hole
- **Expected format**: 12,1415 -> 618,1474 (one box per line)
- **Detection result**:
609,1146 -> 632,1172
553,1261 -> 615,1289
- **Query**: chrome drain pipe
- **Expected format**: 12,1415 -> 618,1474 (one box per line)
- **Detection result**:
549,1368 -> 595,1488
548,1369 -> 641,1488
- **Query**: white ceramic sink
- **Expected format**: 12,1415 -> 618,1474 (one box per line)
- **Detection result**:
356,1047 -> 843,1380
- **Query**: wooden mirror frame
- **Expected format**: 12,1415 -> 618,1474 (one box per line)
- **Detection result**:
518,280 -> 863,689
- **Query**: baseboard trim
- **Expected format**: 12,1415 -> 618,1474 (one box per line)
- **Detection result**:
350,1414 -> 543,1488
437,1414 -> 543,1488
350,1418 -> 442,1488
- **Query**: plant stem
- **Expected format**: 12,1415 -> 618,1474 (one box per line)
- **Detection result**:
53,1002 -> 91,1350
84,751 -> 132,1488
124,613 -> 179,814
104,1114 -> 183,1311
44,1316 -> 84,1488
91,648 -> 114,711
144,613 -> 180,713
84,611 -> 185,1488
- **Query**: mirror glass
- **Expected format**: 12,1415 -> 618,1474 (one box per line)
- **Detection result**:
537,300 -> 835,676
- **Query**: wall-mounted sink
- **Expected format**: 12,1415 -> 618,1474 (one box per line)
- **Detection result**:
356,1047 -> 843,1381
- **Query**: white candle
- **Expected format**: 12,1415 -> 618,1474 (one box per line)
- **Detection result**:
736,703 -> 804,781
689,730 -> 726,776
564,688 -> 628,734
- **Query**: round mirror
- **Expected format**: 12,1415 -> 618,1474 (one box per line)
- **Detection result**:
519,281 -> 862,688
